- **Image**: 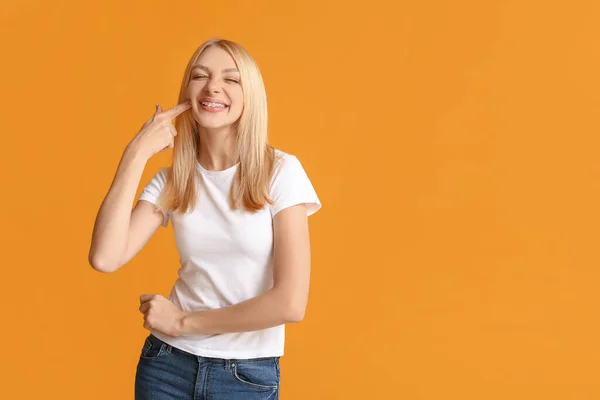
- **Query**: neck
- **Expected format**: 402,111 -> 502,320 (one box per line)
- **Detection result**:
197,125 -> 237,171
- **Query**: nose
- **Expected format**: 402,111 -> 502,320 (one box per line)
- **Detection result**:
205,77 -> 221,94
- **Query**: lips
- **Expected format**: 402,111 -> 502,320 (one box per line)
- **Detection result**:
197,97 -> 229,107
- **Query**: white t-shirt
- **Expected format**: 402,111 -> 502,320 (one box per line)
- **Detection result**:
137,148 -> 322,359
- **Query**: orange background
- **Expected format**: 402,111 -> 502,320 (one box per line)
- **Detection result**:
1,0 -> 600,398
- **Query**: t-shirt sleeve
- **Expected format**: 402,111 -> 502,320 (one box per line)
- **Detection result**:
269,155 -> 322,218
138,167 -> 170,227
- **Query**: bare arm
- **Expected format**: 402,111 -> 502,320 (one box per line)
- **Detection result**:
88,101 -> 192,273
88,147 -> 158,273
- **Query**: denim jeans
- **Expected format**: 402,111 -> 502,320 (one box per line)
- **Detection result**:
135,333 -> 280,399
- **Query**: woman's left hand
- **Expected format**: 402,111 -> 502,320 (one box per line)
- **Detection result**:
139,294 -> 186,337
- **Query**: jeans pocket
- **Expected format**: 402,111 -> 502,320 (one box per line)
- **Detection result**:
231,359 -> 279,391
140,334 -> 167,361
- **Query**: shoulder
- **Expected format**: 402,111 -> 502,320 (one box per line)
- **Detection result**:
271,148 -> 301,177
273,148 -> 291,163
155,167 -> 168,178
140,167 -> 172,195
268,148 -> 322,217
154,166 -> 173,183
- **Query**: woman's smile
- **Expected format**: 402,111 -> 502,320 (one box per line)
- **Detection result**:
199,102 -> 229,112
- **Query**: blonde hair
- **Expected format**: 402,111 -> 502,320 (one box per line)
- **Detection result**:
156,38 -> 280,217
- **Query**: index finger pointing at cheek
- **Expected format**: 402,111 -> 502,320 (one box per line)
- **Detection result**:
163,99 -> 192,120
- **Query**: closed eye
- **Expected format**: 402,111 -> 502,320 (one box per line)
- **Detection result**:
191,75 -> 238,84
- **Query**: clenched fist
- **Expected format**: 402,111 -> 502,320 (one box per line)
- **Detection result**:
139,294 -> 186,337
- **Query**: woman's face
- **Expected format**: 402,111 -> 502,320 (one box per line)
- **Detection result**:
186,46 -> 243,131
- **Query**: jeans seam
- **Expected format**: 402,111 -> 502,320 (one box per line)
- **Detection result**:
140,336 -> 166,361
231,364 -> 278,391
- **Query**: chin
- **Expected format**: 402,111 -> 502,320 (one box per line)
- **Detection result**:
196,120 -> 235,130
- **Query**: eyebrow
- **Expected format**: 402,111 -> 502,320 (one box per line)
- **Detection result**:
191,64 -> 239,73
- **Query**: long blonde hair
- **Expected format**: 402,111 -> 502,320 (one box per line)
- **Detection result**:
156,38 -> 279,217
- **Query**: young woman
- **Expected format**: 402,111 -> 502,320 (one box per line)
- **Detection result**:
88,38 -> 322,399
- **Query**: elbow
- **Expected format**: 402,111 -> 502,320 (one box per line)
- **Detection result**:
283,303 -> 306,323
272,287 -> 307,323
272,286 -> 307,324
88,252 -> 117,274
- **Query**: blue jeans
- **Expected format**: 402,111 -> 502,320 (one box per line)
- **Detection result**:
135,333 -> 281,399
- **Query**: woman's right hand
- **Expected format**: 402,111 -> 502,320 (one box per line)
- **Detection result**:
127,99 -> 192,160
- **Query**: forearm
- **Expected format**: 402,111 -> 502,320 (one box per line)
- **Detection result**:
179,288 -> 300,335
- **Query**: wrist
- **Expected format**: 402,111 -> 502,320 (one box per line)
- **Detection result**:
123,144 -> 149,164
177,312 -> 190,335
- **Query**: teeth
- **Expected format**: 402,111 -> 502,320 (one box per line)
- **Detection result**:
200,101 -> 226,108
